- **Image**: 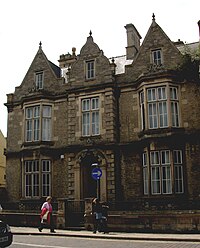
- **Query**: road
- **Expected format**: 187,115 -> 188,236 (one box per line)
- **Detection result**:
10,235 -> 200,248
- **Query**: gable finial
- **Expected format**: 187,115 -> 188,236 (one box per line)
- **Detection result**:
89,30 -> 92,36
39,41 -> 42,49
152,13 -> 155,21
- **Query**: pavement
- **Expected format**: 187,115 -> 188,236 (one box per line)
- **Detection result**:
11,226 -> 200,242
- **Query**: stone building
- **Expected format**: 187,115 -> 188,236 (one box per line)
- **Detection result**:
5,15 -> 200,213
0,130 -> 6,188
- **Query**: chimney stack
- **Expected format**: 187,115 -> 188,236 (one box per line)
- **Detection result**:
125,23 -> 141,60
198,20 -> 200,41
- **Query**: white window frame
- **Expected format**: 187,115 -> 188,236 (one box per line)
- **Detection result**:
161,150 -> 172,194
25,160 -> 39,198
142,152 -> 149,195
174,150 -> 184,193
170,87 -> 179,127
140,86 -> 180,130
143,150 -> 183,195
82,97 -> 100,136
86,60 -> 95,80
25,105 -> 52,142
152,49 -> 162,65
24,160 -> 51,198
35,71 -> 44,89
42,160 -> 51,197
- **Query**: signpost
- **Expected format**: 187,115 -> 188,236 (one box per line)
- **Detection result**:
92,167 -> 102,180
91,166 -> 102,199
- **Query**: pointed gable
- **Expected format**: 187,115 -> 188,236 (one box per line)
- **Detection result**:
125,15 -> 182,81
69,32 -> 113,86
13,43 -> 61,101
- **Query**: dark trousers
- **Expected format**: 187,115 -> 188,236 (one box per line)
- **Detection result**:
39,213 -> 54,232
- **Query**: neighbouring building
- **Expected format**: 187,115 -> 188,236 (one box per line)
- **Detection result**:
4,14 -> 200,218
0,130 -> 6,188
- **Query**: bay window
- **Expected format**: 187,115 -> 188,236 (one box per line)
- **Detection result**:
140,86 -> 180,130
25,105 -> 52,142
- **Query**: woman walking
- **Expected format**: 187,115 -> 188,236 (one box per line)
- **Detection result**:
38,196 -> 56,233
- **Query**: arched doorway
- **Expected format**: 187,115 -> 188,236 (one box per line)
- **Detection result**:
81,152 -> 98,198
74,149 -> 107,201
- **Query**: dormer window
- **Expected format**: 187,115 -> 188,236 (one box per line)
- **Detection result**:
35,71 -> 44,89
86,60 -> 95,80
152,49 -> 162,65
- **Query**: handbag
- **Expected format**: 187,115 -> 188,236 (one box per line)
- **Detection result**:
41,210 -> 49,224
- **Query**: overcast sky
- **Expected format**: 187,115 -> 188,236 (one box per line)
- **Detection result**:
0,0 -> 199,137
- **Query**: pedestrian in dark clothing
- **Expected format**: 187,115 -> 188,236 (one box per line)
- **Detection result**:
92,198 -> 102,233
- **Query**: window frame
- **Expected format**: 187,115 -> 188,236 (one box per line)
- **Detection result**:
81,97 -> 100,137
24,159 -> 51,198
143,149 -> 184,196
152,49 -> 162,66
85,60 -> 95,80
140,85 -> 180,130
25,104 -> 52,142
35,71 -> 44,89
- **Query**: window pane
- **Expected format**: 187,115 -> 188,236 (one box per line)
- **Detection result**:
161,150 -> 170,164
147,89 -> 156,101
34,119 -> 40,141
92,112 -> 99,135
91,98 -> 99,110
143,153 -> 147,166
25,174 -> 32,197
26,120 -> 32,142
86,61 -> 95,79
171,102 -> 179,127
170,87 -> 178,100
82,112 -> 90,136
143,167 -> 148,195
152,50 -> 162,65
158,87 -> 166,100
174,150 -> 182,164
34,106 -> 40,117
158,102 -> 168,127
148,103 -> 158,128
82,99 -> 90,111
162,166 -> 172,194
151,167 -> 161,194
175,165 -> 184,193
36,72 -> 43,89
33,174 -> 39,197
43,106 -> 51,117
150,151 -> 160,165
42,118 -> 51,141
26,108 -> 33,118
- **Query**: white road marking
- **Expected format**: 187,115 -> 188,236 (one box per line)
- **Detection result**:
13,242 -> 73,248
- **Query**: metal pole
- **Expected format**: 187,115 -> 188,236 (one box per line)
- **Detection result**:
97,179 -> 100,200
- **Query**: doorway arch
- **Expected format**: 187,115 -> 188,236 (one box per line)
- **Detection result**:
74,149 -> 107,201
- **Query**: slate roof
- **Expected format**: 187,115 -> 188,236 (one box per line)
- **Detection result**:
110,41 -> 199,75
48,60 -> 61,78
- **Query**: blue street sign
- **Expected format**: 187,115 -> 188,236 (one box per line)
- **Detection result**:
92,167 -> 102,180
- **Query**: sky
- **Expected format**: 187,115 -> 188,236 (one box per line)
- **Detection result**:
0,0 -> 199,137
